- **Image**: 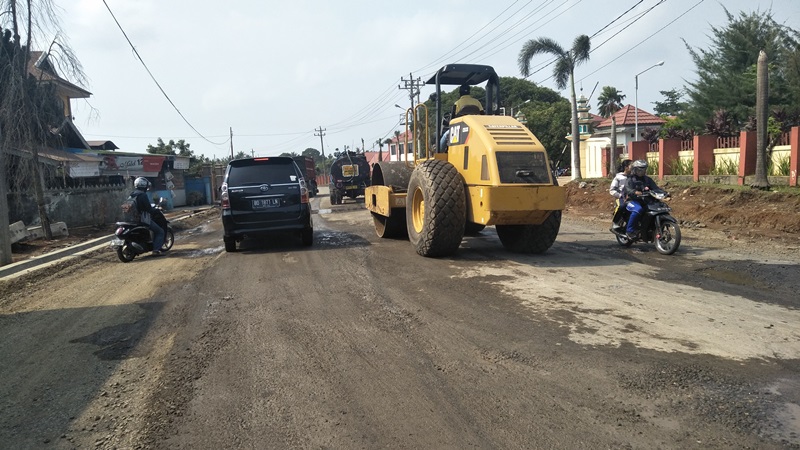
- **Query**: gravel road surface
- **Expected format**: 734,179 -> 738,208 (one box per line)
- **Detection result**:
1,194 -> 798,449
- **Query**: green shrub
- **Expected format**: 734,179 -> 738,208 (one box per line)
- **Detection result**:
669,158 -> 694,175
646,159 -> 658,176
771,154 -> 790,176
710,159 -> 738,175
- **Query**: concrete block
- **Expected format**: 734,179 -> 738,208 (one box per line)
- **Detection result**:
26,222 -> 69,240
9,221 -> 29,244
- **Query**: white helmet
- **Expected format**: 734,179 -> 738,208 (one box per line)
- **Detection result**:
134,177 -> 150,190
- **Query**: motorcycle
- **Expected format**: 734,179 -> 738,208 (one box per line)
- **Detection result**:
111,205 -> 174,262
610,190 -> 681,255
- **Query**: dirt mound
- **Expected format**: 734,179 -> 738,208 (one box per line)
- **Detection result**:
563,178 -> 800,240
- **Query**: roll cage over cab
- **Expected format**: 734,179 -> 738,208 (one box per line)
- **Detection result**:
430,64 -> 501,153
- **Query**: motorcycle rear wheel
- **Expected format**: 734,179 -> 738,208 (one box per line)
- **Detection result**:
655,221 -> 681,255
162,229 -> 175,251
614,220 -> 634,247
117,244 -> 136,263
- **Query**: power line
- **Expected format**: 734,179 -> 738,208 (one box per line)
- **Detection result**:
576,0 -> 705,85
101,0 -> 227,146
413,0 -> 529,74
534,0 -> 664,85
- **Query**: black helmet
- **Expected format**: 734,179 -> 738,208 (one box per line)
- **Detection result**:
459,84 -> 470,96
134,177 -> 150,190
631,159 -> 647,177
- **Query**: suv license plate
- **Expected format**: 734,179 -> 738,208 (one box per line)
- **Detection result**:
345,185 -> 358,190
252,198 -> 279,209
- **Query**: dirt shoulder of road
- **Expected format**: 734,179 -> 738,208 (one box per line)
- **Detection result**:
6,207 -> 220,265
562,177 -> 800,258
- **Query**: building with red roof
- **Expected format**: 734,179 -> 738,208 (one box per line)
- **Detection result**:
581,99 -> 665,177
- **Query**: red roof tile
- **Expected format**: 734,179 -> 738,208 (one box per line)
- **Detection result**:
595,105 -> 664,128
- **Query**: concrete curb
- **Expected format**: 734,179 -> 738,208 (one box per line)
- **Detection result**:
0,236 -> 112,280
0,207 -> 213,281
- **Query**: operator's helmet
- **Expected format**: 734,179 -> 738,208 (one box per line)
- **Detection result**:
134,177 -> 150,190
459,84 -> 470,96
631,159 -> 648,177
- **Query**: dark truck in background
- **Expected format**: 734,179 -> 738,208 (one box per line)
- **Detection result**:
292,156 -> 318,197
328,151 -> 370,205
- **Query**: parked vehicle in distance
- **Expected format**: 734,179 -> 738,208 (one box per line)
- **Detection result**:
292,156 -> 318,197
220,157 -> 313,252
329,151 -> 370,204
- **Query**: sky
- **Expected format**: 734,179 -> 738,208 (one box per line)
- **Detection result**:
40,0 -> 800,160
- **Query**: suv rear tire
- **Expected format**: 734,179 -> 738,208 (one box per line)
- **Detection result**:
224,237 -> 237,252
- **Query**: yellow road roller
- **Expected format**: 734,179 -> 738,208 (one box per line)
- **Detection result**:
365,64 -> 565,257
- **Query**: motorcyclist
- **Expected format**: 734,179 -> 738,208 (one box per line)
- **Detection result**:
610,159 -> 632,230
610,159 -> 632,199
623,160 -> 667,240
130,177 -> 166,256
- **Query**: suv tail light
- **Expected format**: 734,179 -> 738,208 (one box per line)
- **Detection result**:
220,182 -> 230,209
299,179 -> 309,204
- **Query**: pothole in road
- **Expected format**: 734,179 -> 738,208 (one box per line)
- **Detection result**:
180,223 -> 215,236
185,246 -> 224,257
69,303 -> 161,360
316,230 -> 370,248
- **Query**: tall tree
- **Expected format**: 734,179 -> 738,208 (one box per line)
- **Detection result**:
525,99 -> 571,167
146,138 -> 193,157
518,34 -> 591,180
596,86 -> 626,177
652,89 -> 688,117
683,6 -> 800,130
1,2 -> 84,265
374,139 -> 384,163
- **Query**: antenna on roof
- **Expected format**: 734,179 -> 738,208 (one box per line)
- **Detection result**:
586,82 -> 599,103
34,51 -> 49,69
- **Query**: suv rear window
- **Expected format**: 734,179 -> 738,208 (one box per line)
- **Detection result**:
227,160 -> 298,186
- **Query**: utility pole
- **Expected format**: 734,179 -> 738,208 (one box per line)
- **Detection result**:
229,127 -> 234,159
315,126 -> 326,184
399,73 -> 424,158
399,73 -> 423,110
0,126 -> 10,265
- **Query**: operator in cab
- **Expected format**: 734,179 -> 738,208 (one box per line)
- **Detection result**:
441,84 -> 486,151
452,84 -> 484,117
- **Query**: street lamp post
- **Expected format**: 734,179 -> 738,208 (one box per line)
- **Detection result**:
510,99 -> 530,118
634,61 -> 664,141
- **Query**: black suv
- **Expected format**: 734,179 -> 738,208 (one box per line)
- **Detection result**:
220,157 -> 313,252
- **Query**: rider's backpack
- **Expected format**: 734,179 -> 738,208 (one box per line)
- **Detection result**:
121,195 -> 140,222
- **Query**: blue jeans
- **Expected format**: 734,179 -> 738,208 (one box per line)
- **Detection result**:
439,129 -> 450,152
625,201 -> 643,234
147,220 -> 165,252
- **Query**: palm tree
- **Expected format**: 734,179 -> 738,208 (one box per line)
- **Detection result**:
518,35 -> 591,180
375,138 -> 384,163
597,86 -> 626,177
